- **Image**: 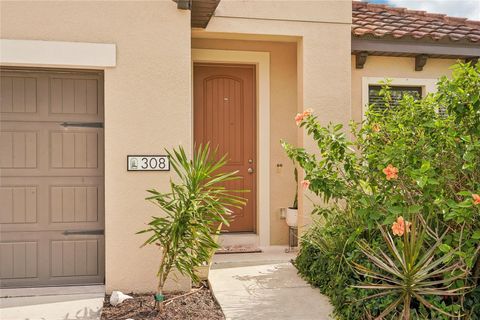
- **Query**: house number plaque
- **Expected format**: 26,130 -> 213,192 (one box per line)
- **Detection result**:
127,155 -> 170,171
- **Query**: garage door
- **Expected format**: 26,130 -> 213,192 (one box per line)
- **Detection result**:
0,68 -> 105,288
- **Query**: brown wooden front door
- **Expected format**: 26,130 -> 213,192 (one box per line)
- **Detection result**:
194,64 -> 256,233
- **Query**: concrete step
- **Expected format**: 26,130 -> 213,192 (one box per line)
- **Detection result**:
212,246 -> 296,269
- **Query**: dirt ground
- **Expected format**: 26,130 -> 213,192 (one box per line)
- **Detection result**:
101,285 -> 225,320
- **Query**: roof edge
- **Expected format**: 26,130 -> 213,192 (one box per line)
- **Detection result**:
353,1 -> 480,28
352,37 -> 480,58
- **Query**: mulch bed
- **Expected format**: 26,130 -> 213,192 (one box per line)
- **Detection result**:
101,284 -> 225,320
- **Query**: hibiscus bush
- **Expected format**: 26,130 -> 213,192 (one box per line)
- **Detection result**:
283,62 -> 480,319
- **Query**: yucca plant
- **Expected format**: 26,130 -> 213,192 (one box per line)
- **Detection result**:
137,144 -> 246,311
352,215 -> 468,319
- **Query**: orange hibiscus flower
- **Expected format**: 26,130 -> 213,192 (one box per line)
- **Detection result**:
295,108 -> 314,126
392,216 -> 411,236
383,164 -> 399,180
300,180 -> 310,190
473,194 -> 480,205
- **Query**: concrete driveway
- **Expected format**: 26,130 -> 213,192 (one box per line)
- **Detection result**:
0,285 -> 104,320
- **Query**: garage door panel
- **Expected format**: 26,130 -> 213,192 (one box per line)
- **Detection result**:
1,122 -> 103,177
1,177 -> 103,232
49,128 -> 103,174
51,78 -> 99,116
1,76 -> 37,114
0,131 -> 38,169
50,131 -> 100,169
1,71 -> 103,123
51,239 -> 99,277
1,72 -> 47,123
50,185 -> 100,223
1,124 -> 46,175
1,68 -> 104,288
0,241 -> 38,279
0,231 -> 104,287
0,232 -> 104,287
0,186 -> 37,224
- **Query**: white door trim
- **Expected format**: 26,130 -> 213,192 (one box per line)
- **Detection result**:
192,48 -> 271,247
0,39 -> 116,68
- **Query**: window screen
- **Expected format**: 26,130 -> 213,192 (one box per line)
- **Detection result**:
368,85 -> 422,111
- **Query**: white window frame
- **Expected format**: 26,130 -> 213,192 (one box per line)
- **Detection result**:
362,77 -> 438,118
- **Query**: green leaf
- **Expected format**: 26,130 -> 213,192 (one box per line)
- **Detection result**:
439,244 -> 452,253
387,206 -> 403,214
407,205 -> 423,214
383,215 -> 396,225
472,231 -> 480,240
420,161 -> 431,172
416,177 -> 428,188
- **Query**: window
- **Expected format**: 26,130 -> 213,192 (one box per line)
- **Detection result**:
368,85 -> 422,111
362,77 -> 438,119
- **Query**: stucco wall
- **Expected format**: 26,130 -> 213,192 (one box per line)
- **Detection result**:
1,0 -> 353,291
192,38 -> 297,245
1,1 -> 191,293
351,55 -> 458,122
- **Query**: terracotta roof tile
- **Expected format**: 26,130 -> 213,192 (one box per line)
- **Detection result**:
352,1 -> 480,43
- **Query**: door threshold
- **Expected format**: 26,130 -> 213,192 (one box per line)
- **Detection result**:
220,231 -> 256,235
218,233 -> 259,247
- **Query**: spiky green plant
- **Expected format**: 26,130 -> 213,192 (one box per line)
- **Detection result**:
352,216 -> 468,319
137,144 -> 246,311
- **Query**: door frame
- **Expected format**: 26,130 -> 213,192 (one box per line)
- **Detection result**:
192,49 -> 271,247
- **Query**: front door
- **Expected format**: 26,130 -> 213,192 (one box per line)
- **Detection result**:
194,64 -> 256,232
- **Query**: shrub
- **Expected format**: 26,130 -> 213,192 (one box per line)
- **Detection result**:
283,62 -> 480,319
138,145 -> 246,311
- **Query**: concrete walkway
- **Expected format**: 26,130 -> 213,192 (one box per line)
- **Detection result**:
0,285 -> 104,320
210,247 -> 333,320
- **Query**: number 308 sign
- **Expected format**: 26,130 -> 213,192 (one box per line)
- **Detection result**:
127,155 -> 170,171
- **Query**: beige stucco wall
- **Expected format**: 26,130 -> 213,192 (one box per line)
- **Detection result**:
192,38 -> 297,245
352,55 -> 458,122
1,1 -> 191,293
1,0 -> 352,291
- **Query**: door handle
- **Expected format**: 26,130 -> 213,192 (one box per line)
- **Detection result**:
63,229 -> 104,235
247,168 -> 254,174
61,122 -> 103,128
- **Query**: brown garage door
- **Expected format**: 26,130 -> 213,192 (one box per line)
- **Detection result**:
0,68 -> 105,288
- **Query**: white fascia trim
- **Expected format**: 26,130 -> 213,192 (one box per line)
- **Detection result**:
362,77 -> 438,118
192,48 -> 271,247
0,39 -> 116,68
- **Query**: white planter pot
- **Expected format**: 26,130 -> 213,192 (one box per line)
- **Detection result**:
286,208 -> 298,227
